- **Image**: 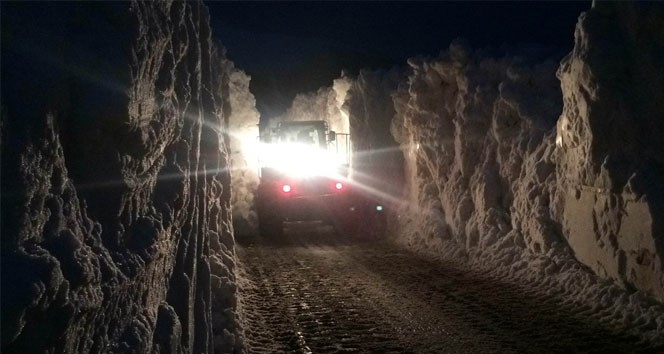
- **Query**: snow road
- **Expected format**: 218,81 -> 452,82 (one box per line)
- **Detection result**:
237,226 -> 656,353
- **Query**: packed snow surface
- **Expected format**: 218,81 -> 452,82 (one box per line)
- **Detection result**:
237,231 -> 663,352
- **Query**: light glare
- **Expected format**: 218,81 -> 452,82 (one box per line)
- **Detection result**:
260,142 -> 342,178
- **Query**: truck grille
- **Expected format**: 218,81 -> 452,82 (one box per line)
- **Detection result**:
285,177 -> 335,197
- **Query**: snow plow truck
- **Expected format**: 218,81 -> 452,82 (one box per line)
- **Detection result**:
256,120 -> 384,238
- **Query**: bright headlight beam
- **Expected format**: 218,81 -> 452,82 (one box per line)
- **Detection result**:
261,142 -> 342,178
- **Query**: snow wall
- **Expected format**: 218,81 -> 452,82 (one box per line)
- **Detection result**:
1,2 -> 242,353
554,2 -> 664,301
228,69 -> 260,238
392,2 -> 663,303
280,2 -> 663,305
391,2 -> 664,302
391,41 -> 566,273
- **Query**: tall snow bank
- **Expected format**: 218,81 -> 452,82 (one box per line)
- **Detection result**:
1,2 -> 241,352
554,1 -> 664,301
389,35 -> 664,342
228,68 -> 260,238
344,69 -> 406,209
391,41 -> 563,258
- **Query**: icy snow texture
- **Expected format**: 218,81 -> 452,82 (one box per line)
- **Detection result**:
385,2 -> 664,342
386,6 -> 664,335
228,68 -> 260,238
1,2 -> 241,353
391,40 -> 563,259
554,1 -> 664,302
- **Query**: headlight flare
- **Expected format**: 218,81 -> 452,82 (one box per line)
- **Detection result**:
259,142 -> 343,178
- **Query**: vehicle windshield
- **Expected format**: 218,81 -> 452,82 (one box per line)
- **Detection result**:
260,121 -> 343,178
277,123 -> 326,149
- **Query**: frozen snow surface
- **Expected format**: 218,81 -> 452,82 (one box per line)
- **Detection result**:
1,1 -> 241,353
237,233 -> 662,353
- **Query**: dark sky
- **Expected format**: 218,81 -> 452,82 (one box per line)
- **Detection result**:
207,1 -> 591,119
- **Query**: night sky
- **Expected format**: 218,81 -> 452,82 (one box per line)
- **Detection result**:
209,1 -> 591,119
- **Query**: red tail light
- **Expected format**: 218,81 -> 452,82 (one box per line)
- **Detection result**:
282,184 -> 292,193
334,182 -> 343,190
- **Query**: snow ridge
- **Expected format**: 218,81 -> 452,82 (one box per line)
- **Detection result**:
555,1 -> 664,302
1,2 -> 241,352
228,68 -> 261,238
388,2 -> 664,344
277,2 -> 664,345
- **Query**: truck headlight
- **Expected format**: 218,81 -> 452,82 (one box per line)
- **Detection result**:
262,143 -> 341,178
